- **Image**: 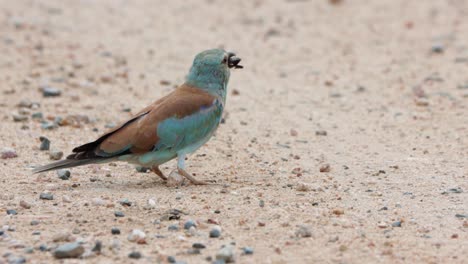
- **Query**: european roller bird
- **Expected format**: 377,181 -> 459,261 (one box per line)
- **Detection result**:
33,49 -> 243,185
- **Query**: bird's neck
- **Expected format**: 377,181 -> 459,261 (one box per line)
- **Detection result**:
186,77 -> 228,102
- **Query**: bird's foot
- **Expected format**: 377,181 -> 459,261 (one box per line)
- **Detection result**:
151,166 -> 168,181
177,168 -> 209,185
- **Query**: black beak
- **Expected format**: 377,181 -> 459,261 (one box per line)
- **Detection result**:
227,53 -> 243,69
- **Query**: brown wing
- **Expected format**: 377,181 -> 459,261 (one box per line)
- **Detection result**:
67,84 -> 216,160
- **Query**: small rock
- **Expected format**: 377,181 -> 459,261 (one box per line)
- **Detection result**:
242,247 -> 254,255
119,198 -> 132,207
19,200 -> 31,209
167,256 -> 176,263
290,129 -> 298,136
1,148 -> 18,159
31,112 -> 43,120
184,220 -> 197,230
57,169 -> 71,180
62,195 -> 71,203
53,242 -> 84,259
378,222 -> 388,228
168,224 -> 179,231
315,130 -> 327,136
392,221 -> 402,227
30,220 -> 39,226
295,225 -> 312,238
146,198 -> 156,209
431,44 -> 444,54
52,232 -> 71,242
13,114 -> 28,122
41,122 -> 57,130
49,150 -> 63,160
209,226 -> 222,238
7,255 -> 26,264
42,87 -> 62,97
92,197 -> 104,206
216,245 -> 235,263
39,136 -> 50,150
332,208 -> 344,215
135,166 -> 149,173
296,183 -> 311,192
127,229 -> 146,244
128,251 -> 142,259
6,209 -> 17,215
111,227 -> 121,235
39,193 -> 53,200
319,164 -> 331,173
193,243 -> 206,249
114,211 -> 125,217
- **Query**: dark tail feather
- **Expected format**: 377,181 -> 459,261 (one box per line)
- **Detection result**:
32,159 -> 96,174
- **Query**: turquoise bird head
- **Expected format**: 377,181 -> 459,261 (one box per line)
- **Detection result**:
186,49 -> 242,98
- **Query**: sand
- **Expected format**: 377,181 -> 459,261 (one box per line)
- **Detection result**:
0,0 -> 467,263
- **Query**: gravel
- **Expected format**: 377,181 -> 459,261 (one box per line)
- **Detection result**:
39,136 -> 50,150
184,220 -> 197,230
42,86 -> 62,97
49,150 -> 63,160
53,242 -> 84,259
57,169 -> 71,180
209,226 -> 222,238
39,193 -> 54,200
128,251 -> 142,259
114,211 -> 125,217
111,227 -> 121,235
1,147 -> 18,159
216,245 -> 235,263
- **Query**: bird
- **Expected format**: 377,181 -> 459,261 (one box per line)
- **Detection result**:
33,49 -> 243,185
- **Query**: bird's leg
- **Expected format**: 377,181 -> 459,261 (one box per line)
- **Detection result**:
151,165 -> 168,181
177,154 -> 208,185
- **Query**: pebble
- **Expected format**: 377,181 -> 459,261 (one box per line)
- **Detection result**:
209,226 -> 222,238
49,150 -> 63,160
114,211 -> 125,217
315,130 -> 328,136
42,86 -> 62,97
128,251 -> 142,259
378,222 -> 388,228
431,44 -> 444,53
193,242 -> 206,249
39,193 -> 54,200
7,255 -> 26,264
119,198 -> 132,207
13,114 -> 28,122
135,166 -> 149,173
31,112 -> 43,120
127,229 -> 146,244
296,183 -> 311,192
168,224 -> 179,231
92,197 -> 105,206
109,227 -> 121,235
319,164 -> 331,173
216,245 -> 235,263
53,242 -> 84,259
295,225 -> 312,238
39,136 -> 50,150
146,198 -> 157,209
41,122 -> 57,130
6,209 -> 17,215
392,221 -> 402,227
242,247 -> 254,255
167,256 -> 177,263
184,220 -> 197,230
19,200 -> 31,209
30,220 -> 39,226
57,169 -> 71,180
1,148 -> 18,159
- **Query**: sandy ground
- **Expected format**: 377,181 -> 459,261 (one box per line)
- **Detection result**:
0,0 -> 467,263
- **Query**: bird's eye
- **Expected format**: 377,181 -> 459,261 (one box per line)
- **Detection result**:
222,55 -> 228,64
